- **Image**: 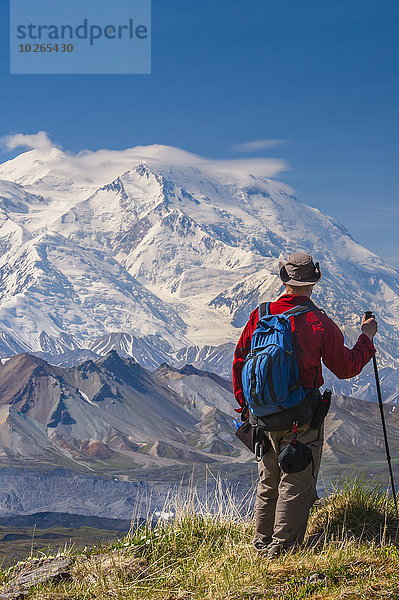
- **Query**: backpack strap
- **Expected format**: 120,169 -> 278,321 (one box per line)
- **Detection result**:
259,302 -> 270,319
280,301 -> 317,318
258,301 -> 318,320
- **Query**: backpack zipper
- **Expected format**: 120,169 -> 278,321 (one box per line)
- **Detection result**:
266,355 -> 277,404
250,355 -> 261,406
250,350 -> 278,407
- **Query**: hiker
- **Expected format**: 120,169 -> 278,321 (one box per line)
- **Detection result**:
232,253 -> 377,558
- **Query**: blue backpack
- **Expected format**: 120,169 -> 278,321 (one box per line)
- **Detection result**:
242,302 -> 314,418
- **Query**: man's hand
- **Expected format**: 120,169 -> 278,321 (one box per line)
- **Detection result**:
361,315 -> 378,340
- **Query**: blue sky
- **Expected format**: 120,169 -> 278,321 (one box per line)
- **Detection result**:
0,0 -> 398,266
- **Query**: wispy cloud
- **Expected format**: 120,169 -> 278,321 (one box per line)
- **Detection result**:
230,138 -> 287,153
1,131 -> 56,152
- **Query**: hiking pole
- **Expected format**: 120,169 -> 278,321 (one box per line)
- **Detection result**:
365,311 -> 398,518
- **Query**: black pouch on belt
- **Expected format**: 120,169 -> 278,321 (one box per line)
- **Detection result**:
236,422 -> 271,459
278,439 -> 313,474
311,389 -> 332,430
278,421 -> 313,474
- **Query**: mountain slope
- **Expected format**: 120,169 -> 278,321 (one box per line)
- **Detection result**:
0,352 -> 243,471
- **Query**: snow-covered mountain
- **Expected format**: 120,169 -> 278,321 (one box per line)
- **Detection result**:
0,144 -> 398,399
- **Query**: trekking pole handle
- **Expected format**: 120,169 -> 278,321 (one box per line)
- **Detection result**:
364,311 -> 375,320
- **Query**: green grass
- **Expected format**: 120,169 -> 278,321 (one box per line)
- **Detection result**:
2,476 -> 399,599
308,475 -> 399,545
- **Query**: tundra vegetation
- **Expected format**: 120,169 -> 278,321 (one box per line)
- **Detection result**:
1,476 -> 398,600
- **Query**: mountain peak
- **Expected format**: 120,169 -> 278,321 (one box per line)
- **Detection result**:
1,352 -> 51,373
95,350 -> 124,370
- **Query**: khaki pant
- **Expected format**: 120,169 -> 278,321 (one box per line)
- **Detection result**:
253,422 -> 323,552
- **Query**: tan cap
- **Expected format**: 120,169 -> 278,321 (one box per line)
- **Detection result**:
279,253 -> 322,286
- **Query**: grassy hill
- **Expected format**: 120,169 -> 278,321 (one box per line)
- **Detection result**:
1,477 -> 399,599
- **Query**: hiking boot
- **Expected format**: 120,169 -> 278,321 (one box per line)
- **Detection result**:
252,538 -> 272,553
266,543 -> 288,559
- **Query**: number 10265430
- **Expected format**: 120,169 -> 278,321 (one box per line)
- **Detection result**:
18,43 -> 74,53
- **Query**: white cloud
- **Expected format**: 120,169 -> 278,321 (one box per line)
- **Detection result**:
2,131 -> 55,152
66,144 -> 290,181
203,157 -> 289,180
231,139 -> 286,153
0,138 -> 289,183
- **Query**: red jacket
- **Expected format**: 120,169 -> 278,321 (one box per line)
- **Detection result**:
232,294 -> 375,410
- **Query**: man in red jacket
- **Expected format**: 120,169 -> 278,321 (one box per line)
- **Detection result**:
232,253 -> 377,557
